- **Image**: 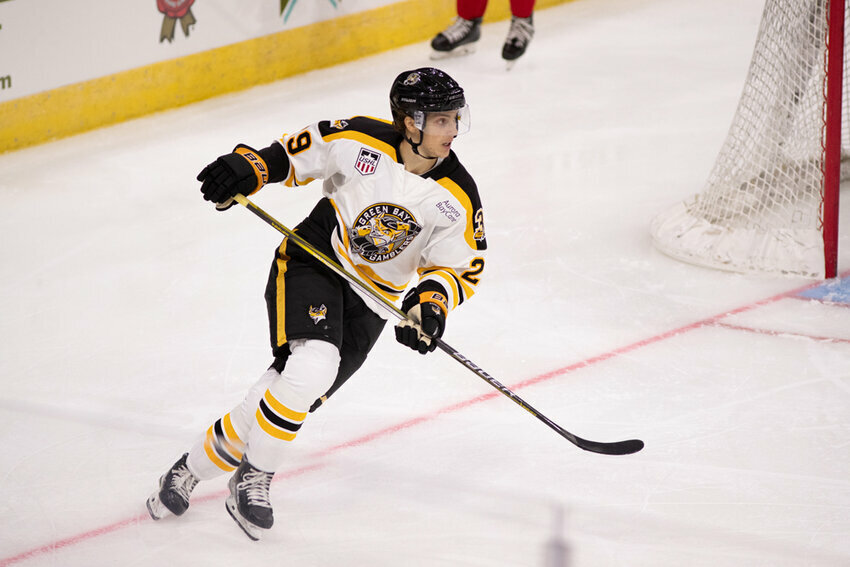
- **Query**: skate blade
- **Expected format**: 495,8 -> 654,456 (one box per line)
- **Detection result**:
429,44 -> 477,61
225,496 -> 267,541
146,492 -> 168,521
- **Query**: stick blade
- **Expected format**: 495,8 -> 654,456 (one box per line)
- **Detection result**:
575,437 -> 644,456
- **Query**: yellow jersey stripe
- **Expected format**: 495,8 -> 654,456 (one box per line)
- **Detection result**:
436,177 -> 478,249
322,130 -> 398,160
419,266 -> 475,301
334,242 -> 401,302
355,262 -> 409,293
424,270 -> 462,310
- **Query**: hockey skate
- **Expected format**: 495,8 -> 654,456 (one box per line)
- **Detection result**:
225,458 -> 275,541
146,453 -> 199,520
430,17 -> 482,60
502,15 -> 534,69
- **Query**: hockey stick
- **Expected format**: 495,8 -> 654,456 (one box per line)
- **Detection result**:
232,193 -> 644,456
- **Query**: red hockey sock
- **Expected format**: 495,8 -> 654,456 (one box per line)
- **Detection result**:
457,0 -> 488,20
510,0 -> 534,18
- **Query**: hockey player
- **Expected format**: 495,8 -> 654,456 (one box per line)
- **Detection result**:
431,0 -> 535,65
146,67 -> 487,541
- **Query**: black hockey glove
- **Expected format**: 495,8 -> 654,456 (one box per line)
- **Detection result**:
197,144 -> 269,210
395,288 -> 448,354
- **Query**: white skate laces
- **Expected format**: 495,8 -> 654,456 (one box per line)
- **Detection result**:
442,17 -> 478,43
505,17 -> 534,49
226,462 -> 275,540
146,453 -> 199,520
238,470 -> 273,509
169,463 -> 199,504
502,16 -> 534,66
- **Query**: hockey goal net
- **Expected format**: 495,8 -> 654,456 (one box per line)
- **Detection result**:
651,0 -> 846,278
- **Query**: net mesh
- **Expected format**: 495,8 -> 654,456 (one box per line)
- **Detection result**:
651,0 -> 846,278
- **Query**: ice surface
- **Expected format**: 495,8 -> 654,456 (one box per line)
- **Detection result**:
1,0 -> 849,565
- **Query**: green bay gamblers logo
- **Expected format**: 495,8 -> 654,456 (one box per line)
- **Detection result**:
349,204 -> 421,263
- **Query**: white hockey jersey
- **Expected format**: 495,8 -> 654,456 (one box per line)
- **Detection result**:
269,116 -> 486,318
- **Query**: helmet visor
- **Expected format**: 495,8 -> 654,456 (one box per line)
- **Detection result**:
412,105 -> 471,136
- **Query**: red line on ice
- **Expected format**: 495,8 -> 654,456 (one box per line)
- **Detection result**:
0,273 -> 842,566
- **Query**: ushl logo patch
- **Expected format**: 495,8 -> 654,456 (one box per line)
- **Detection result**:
355,148 -> 381,176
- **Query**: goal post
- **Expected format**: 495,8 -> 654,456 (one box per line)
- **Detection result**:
824,0 -> 845,277
650,0 -> 846,279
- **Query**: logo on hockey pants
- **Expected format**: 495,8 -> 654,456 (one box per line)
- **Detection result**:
308,304 -> 327,324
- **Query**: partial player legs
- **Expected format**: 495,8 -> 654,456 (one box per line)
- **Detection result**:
227,338 -> 340,539
457,0 -> 488,20
429,0 -> 486,59
430,17 -> 483,59
146,369 -> 274,521
430,0 -> 535,65
502,15 -> 534,65
243,339 -> 339,472
146,338 -> 340,536
183,368 -> 278,481
225,459 -> 275,541
509,0 -> 533,19
146,453 -> 199,520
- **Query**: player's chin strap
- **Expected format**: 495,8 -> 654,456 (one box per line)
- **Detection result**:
405,130 -> 440,161
230,193 -> 644,457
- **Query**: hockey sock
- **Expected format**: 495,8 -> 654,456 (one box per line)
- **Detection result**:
457,0 -> 488,20
509,0 -> 534,19
245,339 -> 340,472
186,368 -> 278,479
